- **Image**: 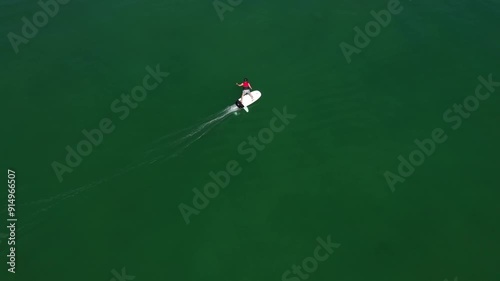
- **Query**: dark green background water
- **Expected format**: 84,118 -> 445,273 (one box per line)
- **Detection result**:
2,0 -> 499,280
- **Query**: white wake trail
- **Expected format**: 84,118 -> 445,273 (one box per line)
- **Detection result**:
170,105 -> 236,146
10,105 -> 243,238
145,105 -> 238,156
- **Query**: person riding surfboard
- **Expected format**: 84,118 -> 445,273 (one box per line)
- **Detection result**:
236,78 -> 252,101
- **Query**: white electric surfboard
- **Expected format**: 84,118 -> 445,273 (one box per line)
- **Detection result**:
236,90 -> 262,112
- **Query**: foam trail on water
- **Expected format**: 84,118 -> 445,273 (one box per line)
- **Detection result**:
170,105 -> 236,146
14,105 -> 241,235
146,105 -> 238,156
152,106 -> 234,142
150,106 -> 231,146
167,109 -> 232,156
